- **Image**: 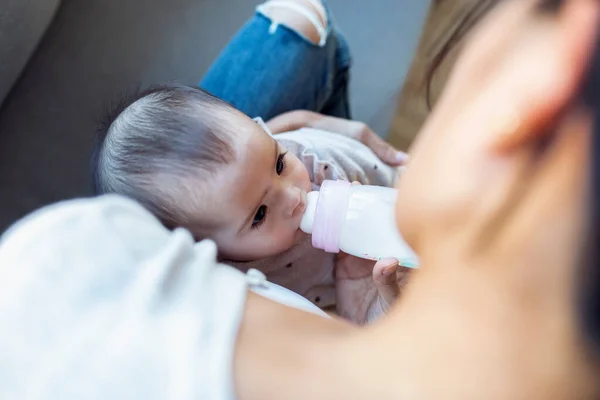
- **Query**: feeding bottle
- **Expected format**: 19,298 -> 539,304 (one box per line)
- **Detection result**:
300,180 -> 419,268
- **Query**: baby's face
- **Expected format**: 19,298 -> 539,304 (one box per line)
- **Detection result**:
203,118 -> 311,261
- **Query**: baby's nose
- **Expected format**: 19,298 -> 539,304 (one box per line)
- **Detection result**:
283,186 -> 303,218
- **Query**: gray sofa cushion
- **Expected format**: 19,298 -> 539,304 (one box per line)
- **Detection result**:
0,0 -> 61,106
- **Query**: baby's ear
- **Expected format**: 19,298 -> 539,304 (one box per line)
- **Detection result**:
493,0 -> 600,152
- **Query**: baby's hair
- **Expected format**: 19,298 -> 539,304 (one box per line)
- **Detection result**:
92,83 -> 239,230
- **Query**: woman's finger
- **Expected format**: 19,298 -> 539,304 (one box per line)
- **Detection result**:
361,128 -> 408,166
372,258 -> 400,309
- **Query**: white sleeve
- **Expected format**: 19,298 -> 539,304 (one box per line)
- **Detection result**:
0,195 -> 247,400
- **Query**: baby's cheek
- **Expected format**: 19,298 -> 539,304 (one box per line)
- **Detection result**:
270,224 -> 297,251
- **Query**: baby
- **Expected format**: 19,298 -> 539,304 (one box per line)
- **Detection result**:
92,84 -> 405,323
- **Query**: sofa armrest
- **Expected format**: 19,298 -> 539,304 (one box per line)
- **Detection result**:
0,0 -> 62,107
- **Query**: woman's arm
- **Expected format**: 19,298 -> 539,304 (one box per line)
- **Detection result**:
267,110 -> 408,166
234,291 -> 357,400
265,110 -> 324,133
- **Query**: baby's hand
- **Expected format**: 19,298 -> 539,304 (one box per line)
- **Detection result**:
335,254 -> 410,324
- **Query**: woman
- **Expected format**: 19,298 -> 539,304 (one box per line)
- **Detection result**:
0,0 -> 599,399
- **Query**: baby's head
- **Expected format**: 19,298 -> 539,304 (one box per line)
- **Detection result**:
92,84 -> 311,261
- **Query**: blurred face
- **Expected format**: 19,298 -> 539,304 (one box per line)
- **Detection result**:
391,0 -> 600,394
202,117 -> 311,261
396,0 -> 598,274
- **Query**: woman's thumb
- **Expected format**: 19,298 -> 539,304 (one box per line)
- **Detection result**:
365,132 -> 408,166
372,258 -> 400,308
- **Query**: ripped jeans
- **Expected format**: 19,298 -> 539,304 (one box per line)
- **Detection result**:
199,1 -> 352,121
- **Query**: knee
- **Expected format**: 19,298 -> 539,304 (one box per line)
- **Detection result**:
259,0 -> 328,46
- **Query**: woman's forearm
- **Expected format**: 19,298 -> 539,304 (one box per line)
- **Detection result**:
266,110 -> 324,134
266,110 -> 407,166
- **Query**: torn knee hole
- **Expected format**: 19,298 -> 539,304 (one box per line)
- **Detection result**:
257,0 -> 328,46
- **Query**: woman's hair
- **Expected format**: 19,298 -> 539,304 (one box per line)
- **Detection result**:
578,25 -> 600,356
91,84 -> 238,230
424,0 -> 499,109
424,0 -> 565,108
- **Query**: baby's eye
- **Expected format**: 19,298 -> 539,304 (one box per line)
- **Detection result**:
252,205 -> 267,229
276,152 -> 287,175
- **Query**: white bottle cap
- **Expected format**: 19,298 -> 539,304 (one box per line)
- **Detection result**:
300,191 -> 319,234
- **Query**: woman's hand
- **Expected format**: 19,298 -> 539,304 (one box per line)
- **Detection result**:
266,110 -> 408,166
331,180 -> 410,324
335,253 -> 410,325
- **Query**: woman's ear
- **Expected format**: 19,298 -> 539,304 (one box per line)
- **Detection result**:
493,0 -> 600,152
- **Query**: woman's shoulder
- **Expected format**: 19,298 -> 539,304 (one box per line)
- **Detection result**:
0,195 -> 248,400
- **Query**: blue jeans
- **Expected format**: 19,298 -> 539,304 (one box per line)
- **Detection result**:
200,3 -> 352,121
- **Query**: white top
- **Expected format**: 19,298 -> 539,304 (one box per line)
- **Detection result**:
0,195 -> 325,400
